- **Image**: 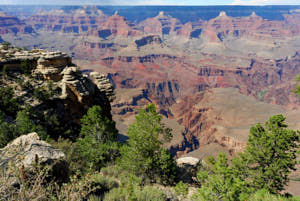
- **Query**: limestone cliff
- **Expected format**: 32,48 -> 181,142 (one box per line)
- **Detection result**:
0,45 -> 115,139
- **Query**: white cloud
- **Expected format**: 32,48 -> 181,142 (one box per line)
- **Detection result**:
232,0 -> 300,5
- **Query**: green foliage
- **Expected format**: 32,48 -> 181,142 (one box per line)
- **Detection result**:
20,60 -> 33,75
1,41 -> 11,50
75,135 -> 120,172
258,90 -> 268,102
294,75 -> 300,96
0,86 -> 20,117
63,105 -> 120,173
0,120 -> 16,148
193,114 -> 300,200
119,104 -> 176,185
242,114 -> 300,194
0,106 -> 48,148
104,184 -> 167,201
247,189 -> 300,201
194,153 -> 252,201
90,174 -> 118,192
174,181 -> 188,198
33,87 -> 51,102
1,64 -> 8,77
15,107 -> 47,139
80,105 -> 118,143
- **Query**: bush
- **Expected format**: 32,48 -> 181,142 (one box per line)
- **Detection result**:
247,189 -> 300,201
20,60 -> 33,75
174,181 -> 189,198
0,86 -> 20,117
0,121 -> 16,148
104,185 -> 167,201
193,115 -> 300,200
75,135 -> 120,172
80,105 -> 118,143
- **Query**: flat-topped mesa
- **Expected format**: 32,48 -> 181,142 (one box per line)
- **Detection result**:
90,72 -> 115,102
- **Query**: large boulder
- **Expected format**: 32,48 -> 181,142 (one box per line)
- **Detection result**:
176,157 -> 200,184
0,132 -> 68,182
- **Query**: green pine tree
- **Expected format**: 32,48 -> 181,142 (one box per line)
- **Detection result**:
242,114 -> 300,193
119,104 -> 176,185
80,105 -> 118,143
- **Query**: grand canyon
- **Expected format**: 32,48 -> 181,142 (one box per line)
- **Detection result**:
1,5 -> 300,156
1,5 -> 300,195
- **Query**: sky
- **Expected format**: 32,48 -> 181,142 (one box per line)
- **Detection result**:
0,0 -> 299,5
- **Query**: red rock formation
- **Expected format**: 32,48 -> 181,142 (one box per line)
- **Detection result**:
0,12 -> 34,34
139,11 -> 182,35
27,7 -> 107,33
98,13 -> 141,37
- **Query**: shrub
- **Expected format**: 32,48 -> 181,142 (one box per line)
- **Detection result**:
80,105 -> 118,143
174,181 -> 189,198
75,135 -> 120,172
20,60 -> 32,75
104,185 -> 167,201
247,189 -> 300,201
0,86 -> 20,117
0,121 -> 16,148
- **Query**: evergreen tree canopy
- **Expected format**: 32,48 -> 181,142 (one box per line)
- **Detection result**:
242,114 -> 300,193
119,104 -> 176,185
80,105 -> 118,143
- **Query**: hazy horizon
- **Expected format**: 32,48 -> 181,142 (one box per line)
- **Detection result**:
0,0 -> 299,6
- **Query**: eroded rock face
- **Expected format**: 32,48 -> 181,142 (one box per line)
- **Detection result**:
0,132 -> 68,181
27,7 -> 107,34
61,66 -> 95,103
135,35 -> 163,48
34,51 -> 72,81
139,11 -> 182,35
0,12 -> 34,34
0,46 -> 115,140
90,71 -> 115,102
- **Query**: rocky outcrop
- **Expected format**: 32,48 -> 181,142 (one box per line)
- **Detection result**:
0,132 -> 68,180
139,11 -> 182,35
34,51 -> 72,81
90,72 -> 115,101
176,157 -> 200,183
176,157 -> 199,166
61,66 -> 95,103
98,13 -> 141,38
0,46 -> 115,139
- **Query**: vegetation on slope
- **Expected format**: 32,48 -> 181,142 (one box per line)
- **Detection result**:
0,45 -> 299,200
